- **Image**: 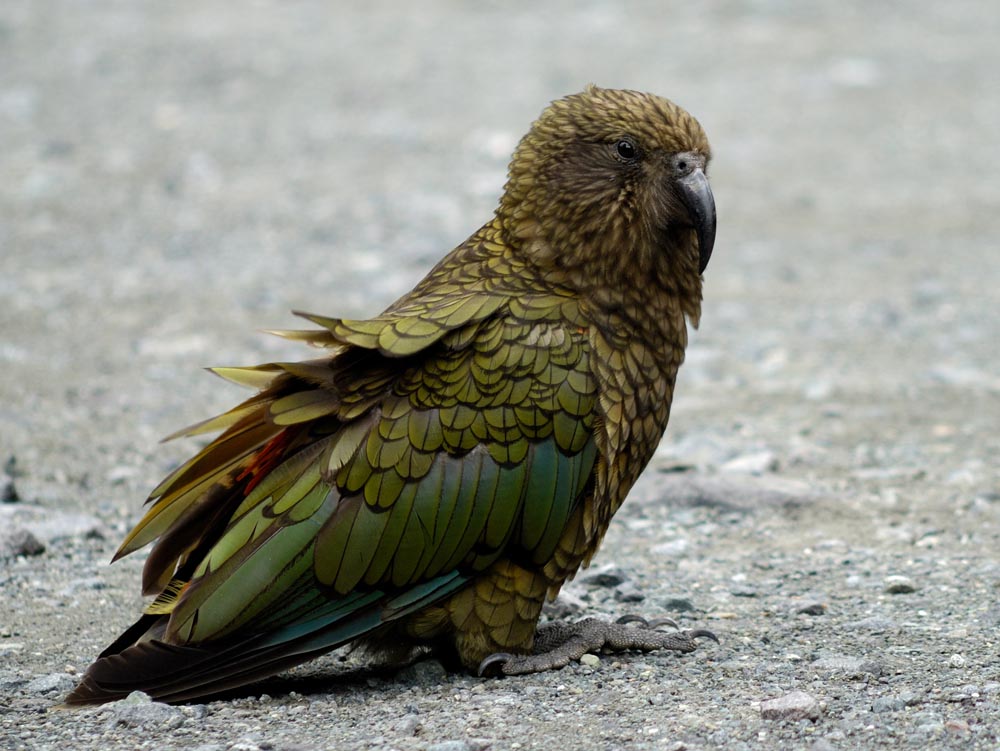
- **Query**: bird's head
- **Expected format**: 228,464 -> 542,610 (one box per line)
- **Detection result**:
499,86 -> 715,288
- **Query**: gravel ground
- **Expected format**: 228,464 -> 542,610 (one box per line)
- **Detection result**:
2,2 -> 999,749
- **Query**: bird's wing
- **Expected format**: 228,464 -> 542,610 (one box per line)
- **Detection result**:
66,283 -> 598,704
163,301 -> 597,641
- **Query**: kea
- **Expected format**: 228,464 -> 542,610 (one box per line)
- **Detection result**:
65,85 -> 717,706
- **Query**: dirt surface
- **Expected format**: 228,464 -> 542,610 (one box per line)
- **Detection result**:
2,2 -> 998,749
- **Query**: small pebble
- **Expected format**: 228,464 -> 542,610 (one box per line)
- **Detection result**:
760,691 -> 821,721
544,588 -> 587,618
393,713 -> 422,736
884,575 -> 917,594
0,671 -> 28,691
580,653 -> 600,667
844,616 -> 896,633
650,538 -> 689,556
796,601 -> 827,616
0,528 -> 45,558
872,695 -> 906,713
945,719 -> 970,734
25,672 -> 77,695
614,581 -> 645,603
59,577 -> 108,597
720,451 -> 778,475
580,565 -> 628,587
0,476 -> 18,503
396,658 -> 448,686
812,655 -> 882,677
948,654 -> 966,668
426,742 -> 477,751
0,504 -> 105,543
99,691 -> 185,730
641,475 -> 815,513
106,465 -> 138,484
661,596 -> 695,612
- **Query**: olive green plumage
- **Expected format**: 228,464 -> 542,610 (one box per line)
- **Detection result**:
65,86 -> 716,705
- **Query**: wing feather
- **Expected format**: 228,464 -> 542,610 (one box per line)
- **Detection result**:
68,234 -> 600,705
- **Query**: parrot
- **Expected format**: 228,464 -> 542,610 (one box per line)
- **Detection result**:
64,85 -> 718,705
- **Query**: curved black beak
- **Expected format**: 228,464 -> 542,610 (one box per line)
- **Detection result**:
676,168 -> 716,274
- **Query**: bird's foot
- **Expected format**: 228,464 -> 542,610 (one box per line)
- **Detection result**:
477,615 -> 717,676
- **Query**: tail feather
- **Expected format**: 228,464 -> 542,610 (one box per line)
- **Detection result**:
63,571 -> 471,706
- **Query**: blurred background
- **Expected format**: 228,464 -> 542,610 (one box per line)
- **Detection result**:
3,0 -> 996,418
1,1 -> 998,746
3,0 -> 997,507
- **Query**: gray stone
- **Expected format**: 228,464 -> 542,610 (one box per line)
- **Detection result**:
395,658 -> 448,686
0,527 -> 45,558
947,684 -> 980,701
661,596 -> 696,612
760,691 -> 821,721
59,577 -> 108,597
0,503 -> 105,543
426,741 -> 494,751
0,670 -> 29,691
812,655 -> 882,677
393,713 -> 422,736
884,575 -> 917,594
579,564 -> 628,587
0,476 -> 18,503
872,695 -> 907,713
649,538 -> 690,556
614,581 -> 646,603
945,719 -> 971,735
720,451 -> 779,475
99,691 -> 186,730
106,465 -> 139,485
26,672 -> 77,694
844,617 -> 897,633
648,475 -> 817,513
543,589 -> 588,618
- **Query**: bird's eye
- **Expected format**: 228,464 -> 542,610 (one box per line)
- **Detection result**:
615,139 -> 638,161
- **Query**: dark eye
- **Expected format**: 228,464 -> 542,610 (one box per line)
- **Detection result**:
615,139 -> 638,161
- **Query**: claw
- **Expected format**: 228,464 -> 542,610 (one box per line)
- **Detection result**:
647,617 -> 680,630
686,628 -> 720,644
616,614 -> 650,627
615,614 -> 680,631
477,652 -> 514,677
